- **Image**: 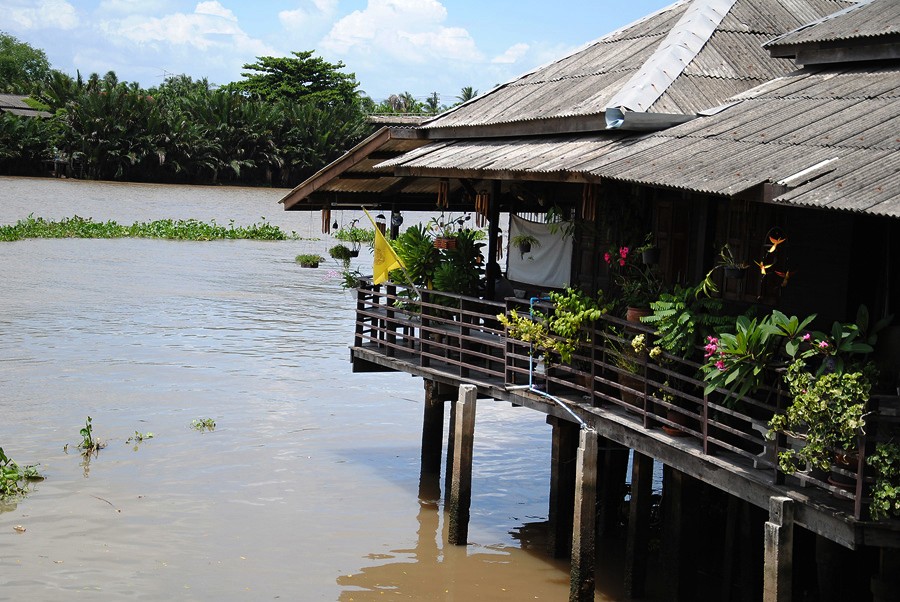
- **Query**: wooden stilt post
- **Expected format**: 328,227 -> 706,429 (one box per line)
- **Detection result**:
763,496 -> 794,602
597,438 -> 629,539
624,451 -> 653,599
447,384 -> 477,546
660,464 -> 684,601
548,416 -> 579,558
569,428 -> 597,602
419,381 -> 446,501
443,396 -> 456,507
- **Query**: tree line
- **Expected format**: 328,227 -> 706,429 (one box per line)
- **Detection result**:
0,34 -> 478,187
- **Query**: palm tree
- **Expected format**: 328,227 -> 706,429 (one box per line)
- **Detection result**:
456,86 -> 478,103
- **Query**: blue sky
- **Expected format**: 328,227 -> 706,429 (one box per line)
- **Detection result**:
1,0 -> 673,102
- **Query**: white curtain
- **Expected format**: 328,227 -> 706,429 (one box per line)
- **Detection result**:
507,214 -> 572,289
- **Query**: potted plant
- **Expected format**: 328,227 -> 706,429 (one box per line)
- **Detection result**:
428,214 -> 470,250
719,244 -> 749,279
868,442 -> 900,520
636,233 -> 660,265
296,253 -> 324,268
603,245 -> 663,320
768,358 -> 872,480
329,244 -> 353,264
333,220 -> 374,256
511,233 -> 541,258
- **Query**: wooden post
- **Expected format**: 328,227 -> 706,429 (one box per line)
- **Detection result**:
569,428 -> 597,602
419,381 -> 446,502
624,451 -> 653,599
763,496 -> 794,602
660,464 -> 684,601
597,438 -> 629,539
548,416 -> 579,558
448,384 -> 477,546
444,397 -> 456,506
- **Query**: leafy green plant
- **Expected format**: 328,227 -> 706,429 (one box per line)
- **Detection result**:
0,447 -> 43,498
328,244 -> 353,263
498,288 -> 605,365
642,283 -> 729,358
700,315 -> 782,403
768,359 -> 871,473
191,418 -> 216,431
126,431 -> 154,444
511,233 -> 540,258
295,253 -> 324,267
868,443 -> 900,520
78,416 -> 105,454
333,223 -> 374,251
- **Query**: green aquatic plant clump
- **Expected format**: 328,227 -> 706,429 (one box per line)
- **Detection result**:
0,447 -> 43,498
191,418 -> 216,431
0,215 -> 299,242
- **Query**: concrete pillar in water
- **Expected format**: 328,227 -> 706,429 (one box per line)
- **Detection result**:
447,384 -> 477,546
548,415 -> 579,558
763,496 -> 794,602
660,464 -> 685,600
597,438 -> 629,539
624,451 -> 653,599
569,428 -> 597,602
872,547 -> 900,602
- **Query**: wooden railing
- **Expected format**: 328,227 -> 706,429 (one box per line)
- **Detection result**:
353,279 -> 896,521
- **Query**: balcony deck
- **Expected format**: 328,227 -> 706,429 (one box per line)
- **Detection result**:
350,280 -> 900,549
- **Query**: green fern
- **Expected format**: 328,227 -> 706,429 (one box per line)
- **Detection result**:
643,284 -> 729,358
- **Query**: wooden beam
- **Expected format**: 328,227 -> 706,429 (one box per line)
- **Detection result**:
624,451 -> 653,599
763,496 -> 794,602
569,428 -> 598,602
448,384 -> 477,546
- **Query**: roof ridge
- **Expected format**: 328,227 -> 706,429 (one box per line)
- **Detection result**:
605,0 -> 739,114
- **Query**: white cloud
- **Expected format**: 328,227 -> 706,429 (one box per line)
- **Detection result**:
194,0 -> 236,20
279,0 -> 338,31
491,43 -> 529,65
2,0 -> 78,31
97,0 -> 173,15
322,0 -> 482,64
99,2 -> 272,55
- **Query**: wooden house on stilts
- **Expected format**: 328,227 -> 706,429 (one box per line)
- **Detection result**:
280,0 -> 900,599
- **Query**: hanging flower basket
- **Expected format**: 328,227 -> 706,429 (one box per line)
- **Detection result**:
434,236 -> 457,250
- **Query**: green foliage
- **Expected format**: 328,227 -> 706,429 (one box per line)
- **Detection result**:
642,284 -> 729,358
78,416 -> 104,454
390,224 -> 440,288
0,447 -> 43,498
296,253 -> 324,266
868,443 -> 900,521
125,431 -> 154,444
328,244 -> 353,262
431,229 -> 483,297
228,51 -> 359,105
0,32 -> 51,93
701,314 -> 782,403
7,63 -> 369,185
191,418 -> 216,431
769,359 -> 871,473
333,224 -> 375,246
498,288 -> 606,364
0,215 -> 293,242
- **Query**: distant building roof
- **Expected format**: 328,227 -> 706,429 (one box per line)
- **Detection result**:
0,94 -> 51,118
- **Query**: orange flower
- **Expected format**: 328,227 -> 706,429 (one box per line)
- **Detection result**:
768,236 -> 786,253
775,270 -> 794,287
756,260 -> 773,275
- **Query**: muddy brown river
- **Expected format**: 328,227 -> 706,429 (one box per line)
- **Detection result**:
0,177 -> 632,600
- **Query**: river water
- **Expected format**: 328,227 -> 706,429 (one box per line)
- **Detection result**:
0,177 -> 628,600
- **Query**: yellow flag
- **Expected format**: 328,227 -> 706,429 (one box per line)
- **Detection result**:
363,209 -> 404,284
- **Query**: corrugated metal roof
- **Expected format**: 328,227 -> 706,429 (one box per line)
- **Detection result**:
767,0 -> 900,47
382,62 -> 900,217
423,0 -> 850,132
583,64 -> 900,216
